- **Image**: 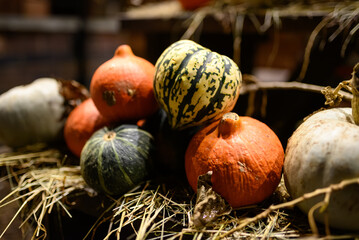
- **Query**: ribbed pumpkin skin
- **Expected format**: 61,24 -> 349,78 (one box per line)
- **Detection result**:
80,125 -> 154,196
154,40 -> 242,130
185,113 -> 284,208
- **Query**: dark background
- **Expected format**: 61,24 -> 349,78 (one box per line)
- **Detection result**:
0,0 -> 358,93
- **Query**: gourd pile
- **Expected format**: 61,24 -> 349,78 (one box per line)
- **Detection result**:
1,39 -> 359,235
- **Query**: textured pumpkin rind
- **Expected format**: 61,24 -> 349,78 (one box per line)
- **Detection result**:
185,116 -> 284,208
284,107 -> 359,231
90,45 -> 158,122
154,40 -> 242,129
80,125 -> 154,196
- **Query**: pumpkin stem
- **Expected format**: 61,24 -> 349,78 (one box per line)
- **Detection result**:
218,112 -> 240,138
103,131 -> 116,141
114,45 -> 134,58
322,63 -> 359,125
350,63 -> 359,125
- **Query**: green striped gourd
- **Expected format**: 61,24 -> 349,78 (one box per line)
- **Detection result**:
80,124 -> 154,196
154,40 -> 242,129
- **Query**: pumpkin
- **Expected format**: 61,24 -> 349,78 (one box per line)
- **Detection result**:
64,98 -> 110,157
284,65 -> 359,231
0,78 -> 88,148
284,109 -> 359,230
80,124 -> 155,196
185,112 -> 284,208
154,40 -> 242,130
177,0 -> 210,10
90,45 -> 158,123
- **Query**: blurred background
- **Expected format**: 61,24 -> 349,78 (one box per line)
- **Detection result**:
0,0 -> 156,93
1,0 -> 358,94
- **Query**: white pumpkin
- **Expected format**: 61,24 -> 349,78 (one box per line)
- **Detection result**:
0,78 -> 88,148
284,107 -> 359,231
284,64 -> 359,231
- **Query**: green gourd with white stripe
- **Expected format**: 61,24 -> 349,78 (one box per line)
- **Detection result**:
80,124 -> 154,196
154,40 -> 242,129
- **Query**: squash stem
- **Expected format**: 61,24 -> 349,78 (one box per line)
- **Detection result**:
115,45 -> 133,57
103,131 -> 116,141
218,112 -> 240,138
322,63 -> 359,125
350,63 -> 359,125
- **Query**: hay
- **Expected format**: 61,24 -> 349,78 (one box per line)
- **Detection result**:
0,165 -> 87,239
0,146 -> 88,239
1,144 -> 358,239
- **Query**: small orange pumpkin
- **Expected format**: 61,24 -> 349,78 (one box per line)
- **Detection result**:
90,45 -> 159,122
64,98 -> 109,157
177,0 -> 210,10
185,112 -> 284,208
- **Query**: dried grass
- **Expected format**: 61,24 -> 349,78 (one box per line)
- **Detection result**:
0,165 -> 87,239
0,144 -> 359,239
0,146 -> 87,239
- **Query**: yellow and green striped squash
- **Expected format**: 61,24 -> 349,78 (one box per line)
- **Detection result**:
154,40 -> 242,129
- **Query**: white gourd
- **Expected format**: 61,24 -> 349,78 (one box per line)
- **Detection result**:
284,108 -> 359,230
0,78 -> 88,148
284,64 -> 359,231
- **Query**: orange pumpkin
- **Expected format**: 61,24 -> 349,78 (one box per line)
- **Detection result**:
64,98 -> 109,157
90,45 -> 159,122
185,112 -> 284,208
177,0 -> 210,10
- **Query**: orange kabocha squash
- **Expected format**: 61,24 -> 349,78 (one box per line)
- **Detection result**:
90,45 -> 158,122
64,98 -> 110,157
185,112 -> 284,208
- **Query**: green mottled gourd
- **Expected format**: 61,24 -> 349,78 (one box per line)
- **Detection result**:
154,40 -> 242,129
80,124 -> 155,196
